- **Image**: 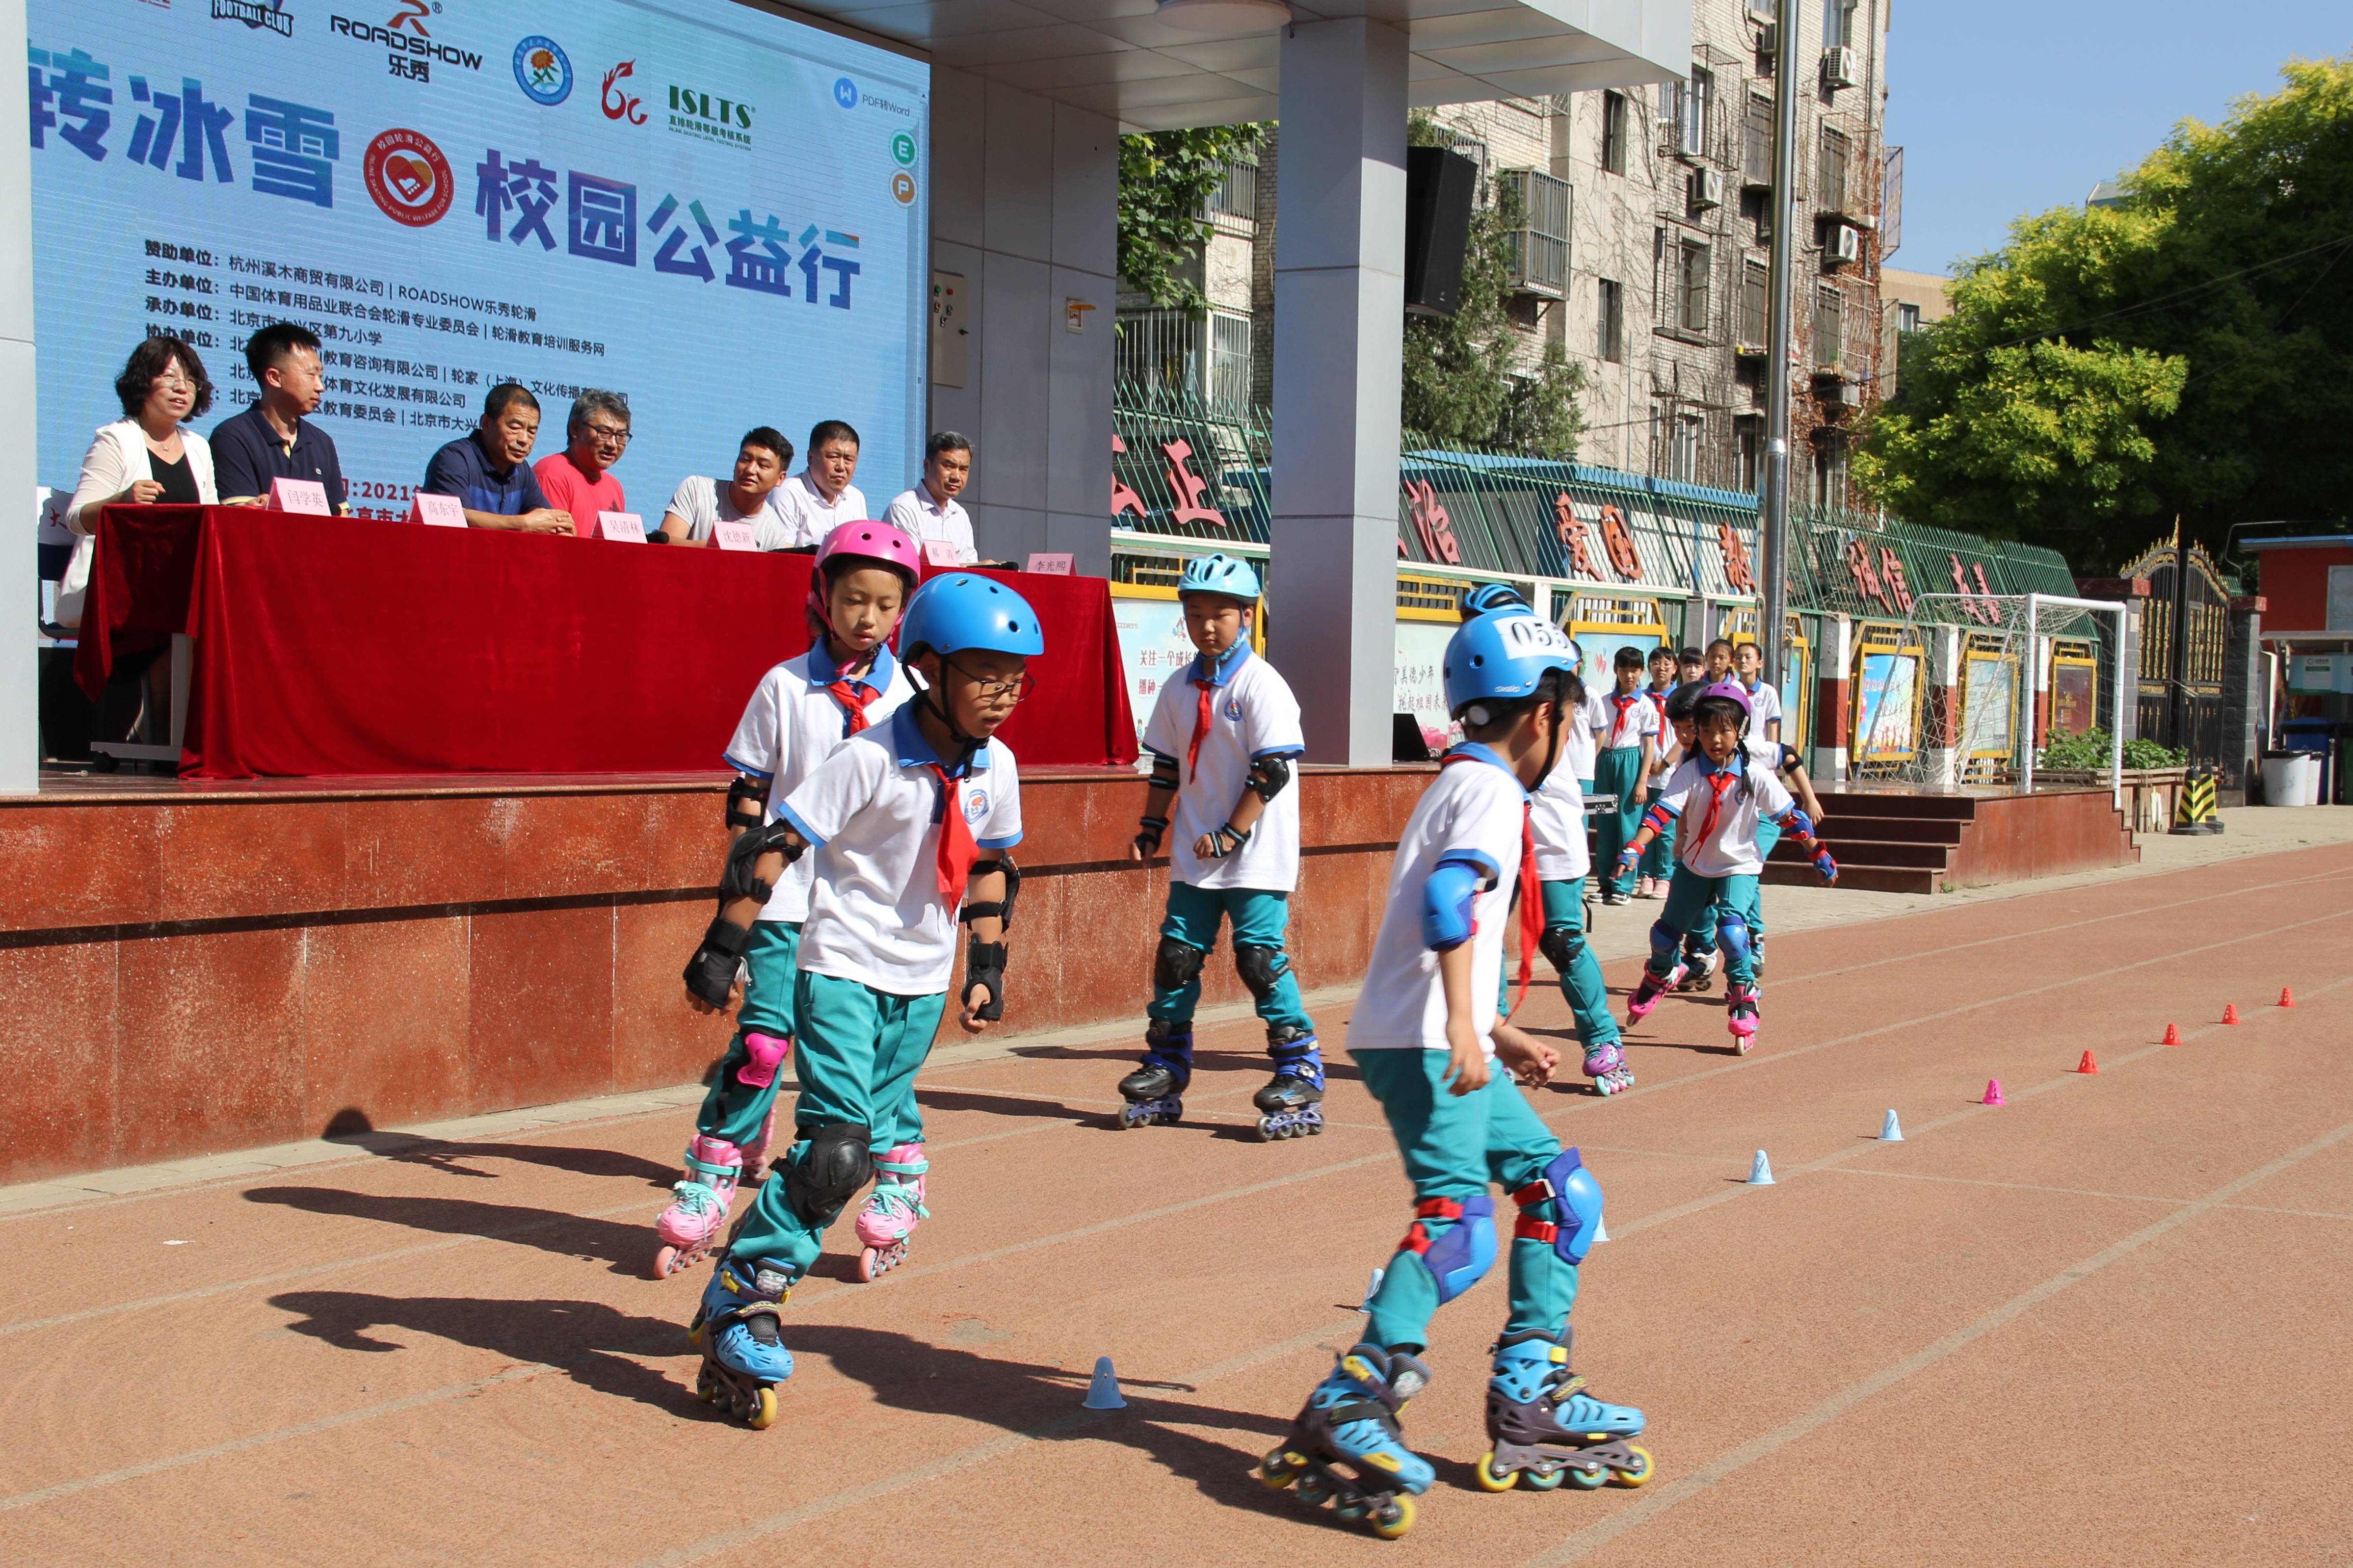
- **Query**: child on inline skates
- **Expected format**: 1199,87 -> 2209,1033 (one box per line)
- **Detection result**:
1613,682 -> 1837,1051
1117,553 -> 1318,1140
1592,648 -> 1659,906
1257,610 -> 1651,1540
679,573 -> 1035,1428
659,522 -> 921,1279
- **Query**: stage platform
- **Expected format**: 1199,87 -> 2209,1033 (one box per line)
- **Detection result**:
1767,783 -> 2139,894
0,763 -> 1430,1187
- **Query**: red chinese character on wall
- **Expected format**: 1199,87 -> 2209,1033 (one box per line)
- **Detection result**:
1553,492 -> 1598,579
1971,561 -> 1997,611
1878,547 -> 1915,614
1598,504 -> 1642,580
1846,538 -> 1888,610
1161,439 -> 1227,526
1406,478 -> 1462,564
1110,433 -> 1145,519
1720,516 -> 1755,593
1949,552 -> 1985,622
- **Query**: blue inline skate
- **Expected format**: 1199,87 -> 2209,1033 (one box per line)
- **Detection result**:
1476,1327 -> 1651,1491
1253,1026 -> 1325,1140
687,1250 -> 796,1429
1256,1342 -> 1433,1539
1116,1020 -> 1190,1129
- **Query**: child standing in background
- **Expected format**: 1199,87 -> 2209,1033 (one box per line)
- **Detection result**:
1592,649 -> 1658,907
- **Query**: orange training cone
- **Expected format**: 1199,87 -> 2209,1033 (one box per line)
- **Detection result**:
2076,1050 -> 2099,1074
2162,1022 -> 2183,1045
1982,1078 -> 2006,1106
2222,1004 -> 2241,1025
2279,988 -> 2296,1008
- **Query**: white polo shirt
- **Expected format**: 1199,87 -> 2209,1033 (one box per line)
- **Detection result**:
1596,687 -> 1661,751
1528,765 -> 1590,883
771,472 -> 869,549
780,706 -> 1023,995
1559,688 -> 1610,784
1655,756 -> 1794,878
1141,647 -> 1306,892
723,643 -> 912,923
1744,678 -> 1783,736
883,486 -> 977,564
1348,746 -> 1526,1060
664,474 -> 797,551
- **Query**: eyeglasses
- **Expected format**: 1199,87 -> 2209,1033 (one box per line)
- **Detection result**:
584,424 -> 632,445
945,657 -> 1034,703
153,375 -> 198,392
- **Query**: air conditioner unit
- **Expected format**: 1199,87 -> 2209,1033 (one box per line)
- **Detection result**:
1828,224 -> 1862,264
1825,380 -> 1864,407
1821,46 -> 1857,89
1690,167 -> 1725,209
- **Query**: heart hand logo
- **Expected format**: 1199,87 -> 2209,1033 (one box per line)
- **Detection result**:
386,155 -> 434,203
363,129 -> 456,227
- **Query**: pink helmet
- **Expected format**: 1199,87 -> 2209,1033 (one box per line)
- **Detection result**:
1694,679 -> 1753,728
806,521 -> 921,632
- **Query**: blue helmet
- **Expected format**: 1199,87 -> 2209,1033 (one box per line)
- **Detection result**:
1176,552 -> 1261,602
898,573 -> 1045,659
1458,582 -> 1529,619
1443,610 -> 1582,722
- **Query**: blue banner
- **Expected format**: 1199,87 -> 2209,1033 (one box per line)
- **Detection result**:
26,0 -> 928,516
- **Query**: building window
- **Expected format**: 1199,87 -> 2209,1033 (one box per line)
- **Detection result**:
1597,278 -> 1624,362
1818,128 -> 1850,214
1500,169 -> 1572,296
1600,91 -> 1627,175
1675,68 -> 1713,158
1814,286 -> 1844,368
1895,301 -> 1922,334
1740,260 -> 1769,347
1679,239 -> 1711,335
1209,312 -> 1252,408
1205,159 -> 1257,220
1812,430 -> 1849,507
1670,413 -> 1702,483
1824,0 -> 1857,50
1737,417 -> 1761,492
1743,94 -> 1773,186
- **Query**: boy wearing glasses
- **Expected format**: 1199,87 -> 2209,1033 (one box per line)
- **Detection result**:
1118,553 -> 1318,1141
533,390 -> 632,525
683,573 -> 1037,1427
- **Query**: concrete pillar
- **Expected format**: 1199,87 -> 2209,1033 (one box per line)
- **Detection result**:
2221,596 -> 2265,800
1817,613 -> 1851,781
1923,623 -> 1961,789
1266,17 -> 1409,767
0,0 -> 35,793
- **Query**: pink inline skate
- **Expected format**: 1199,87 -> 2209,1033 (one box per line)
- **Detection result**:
853,1143 -> 929,1282
1725,982 -> 1759,1053
652,1135 -> 742,1279
740,1105 -> 780,1185
1624,962 -> 1685,1024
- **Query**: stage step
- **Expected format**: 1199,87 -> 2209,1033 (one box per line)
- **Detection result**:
1762,860 -> 1939,894
1815,814 -> 1967,846
1812,791 -> 1978,821
1772,837 -> 1951,869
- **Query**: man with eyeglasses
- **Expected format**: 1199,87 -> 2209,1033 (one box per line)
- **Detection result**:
535,390 -> 633,528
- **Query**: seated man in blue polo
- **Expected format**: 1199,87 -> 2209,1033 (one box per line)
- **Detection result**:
212,322 -> 348,513
421,383 -> 575,534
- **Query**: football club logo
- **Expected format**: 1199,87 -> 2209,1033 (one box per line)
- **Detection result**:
514,35 -> 572,104
363,128 -> 454,226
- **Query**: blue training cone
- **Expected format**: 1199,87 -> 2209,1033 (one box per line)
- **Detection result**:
1746,1149 -> 1776,1186
1592,1214 -> 1609,1244
1082,1356 -> 1127,1410
1879,1108 -> 1904,1142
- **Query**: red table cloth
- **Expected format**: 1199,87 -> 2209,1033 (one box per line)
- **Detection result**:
75,506 -> 1137,778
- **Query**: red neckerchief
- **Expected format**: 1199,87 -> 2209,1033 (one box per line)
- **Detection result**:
928,763 -> 978,904
1610,691 -> 1642,746
826,680 -> 879,735
1439,752 -> 1540,1018
1187,677 -> 1214,781
1684,762 -> 1743,861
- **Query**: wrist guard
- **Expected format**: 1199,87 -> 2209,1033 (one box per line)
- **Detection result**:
684,915 -> 751,1008
964,938 -> 1008,1020
1813,846 -> 1839,884
1203,820 -> 1251,859
725,774 -> 767,832
1133,814 -> 1168,858
959,854 -> 1021,930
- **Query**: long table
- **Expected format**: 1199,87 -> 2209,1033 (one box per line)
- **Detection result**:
74,506 -> 1138,778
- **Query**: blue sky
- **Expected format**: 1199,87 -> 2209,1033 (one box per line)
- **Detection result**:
1882,1 -> 2350,277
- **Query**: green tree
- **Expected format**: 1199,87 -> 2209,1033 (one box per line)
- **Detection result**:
1402,114 -> 1586,456
1117,126 -> 1267,311
1859,55 -> 2353,571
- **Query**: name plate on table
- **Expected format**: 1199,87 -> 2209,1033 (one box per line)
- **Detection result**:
593,511 -> 647,543
922,539 -> 961,567
409,493 -> 467,528
711,520 -> 757,551
269,477 -> 331,515
1025,552 -> 1074,575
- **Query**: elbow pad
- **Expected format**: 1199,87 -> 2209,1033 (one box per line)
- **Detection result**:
1244,754 -> 1294,802
1779,808 -> 1817,848
725,775 -> 767,832
718,820 -> 802,907
1421,855 -> 1492,951
959,854 -> 1021,931
1640,802 -> 1677,839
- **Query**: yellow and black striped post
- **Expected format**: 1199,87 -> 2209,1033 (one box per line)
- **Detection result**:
2171,767 -> 2221,835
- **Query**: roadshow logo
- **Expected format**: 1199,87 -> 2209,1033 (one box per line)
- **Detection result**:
212,0 -> 293,36
332,2 -> 482,78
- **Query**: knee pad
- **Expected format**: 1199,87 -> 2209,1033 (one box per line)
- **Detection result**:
1510,1147 -> 1604,1265
782,1122 -> 873,1227
735,1031 -> 791,1089
1234,942 -> 1288,1001
1154,935 -> 1207,993
1538,923 -> 1585,974
1717,913 -> 1753,965
1647,919 -> 1681,966
1400,1195 -> 1496,1305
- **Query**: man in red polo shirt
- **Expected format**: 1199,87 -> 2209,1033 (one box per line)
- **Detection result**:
534,391 -> 631,526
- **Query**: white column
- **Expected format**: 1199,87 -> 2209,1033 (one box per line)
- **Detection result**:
1266,17 -> 1409,767
0,0 -> 36,793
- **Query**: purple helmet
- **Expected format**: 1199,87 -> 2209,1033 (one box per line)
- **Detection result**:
1693,679 -> 1753,730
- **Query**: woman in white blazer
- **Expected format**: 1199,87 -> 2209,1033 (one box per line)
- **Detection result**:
63,333 -> 223,537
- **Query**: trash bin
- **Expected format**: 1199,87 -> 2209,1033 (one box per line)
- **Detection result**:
2261,752 -> 2320,807
2281,719 -> 2335,803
